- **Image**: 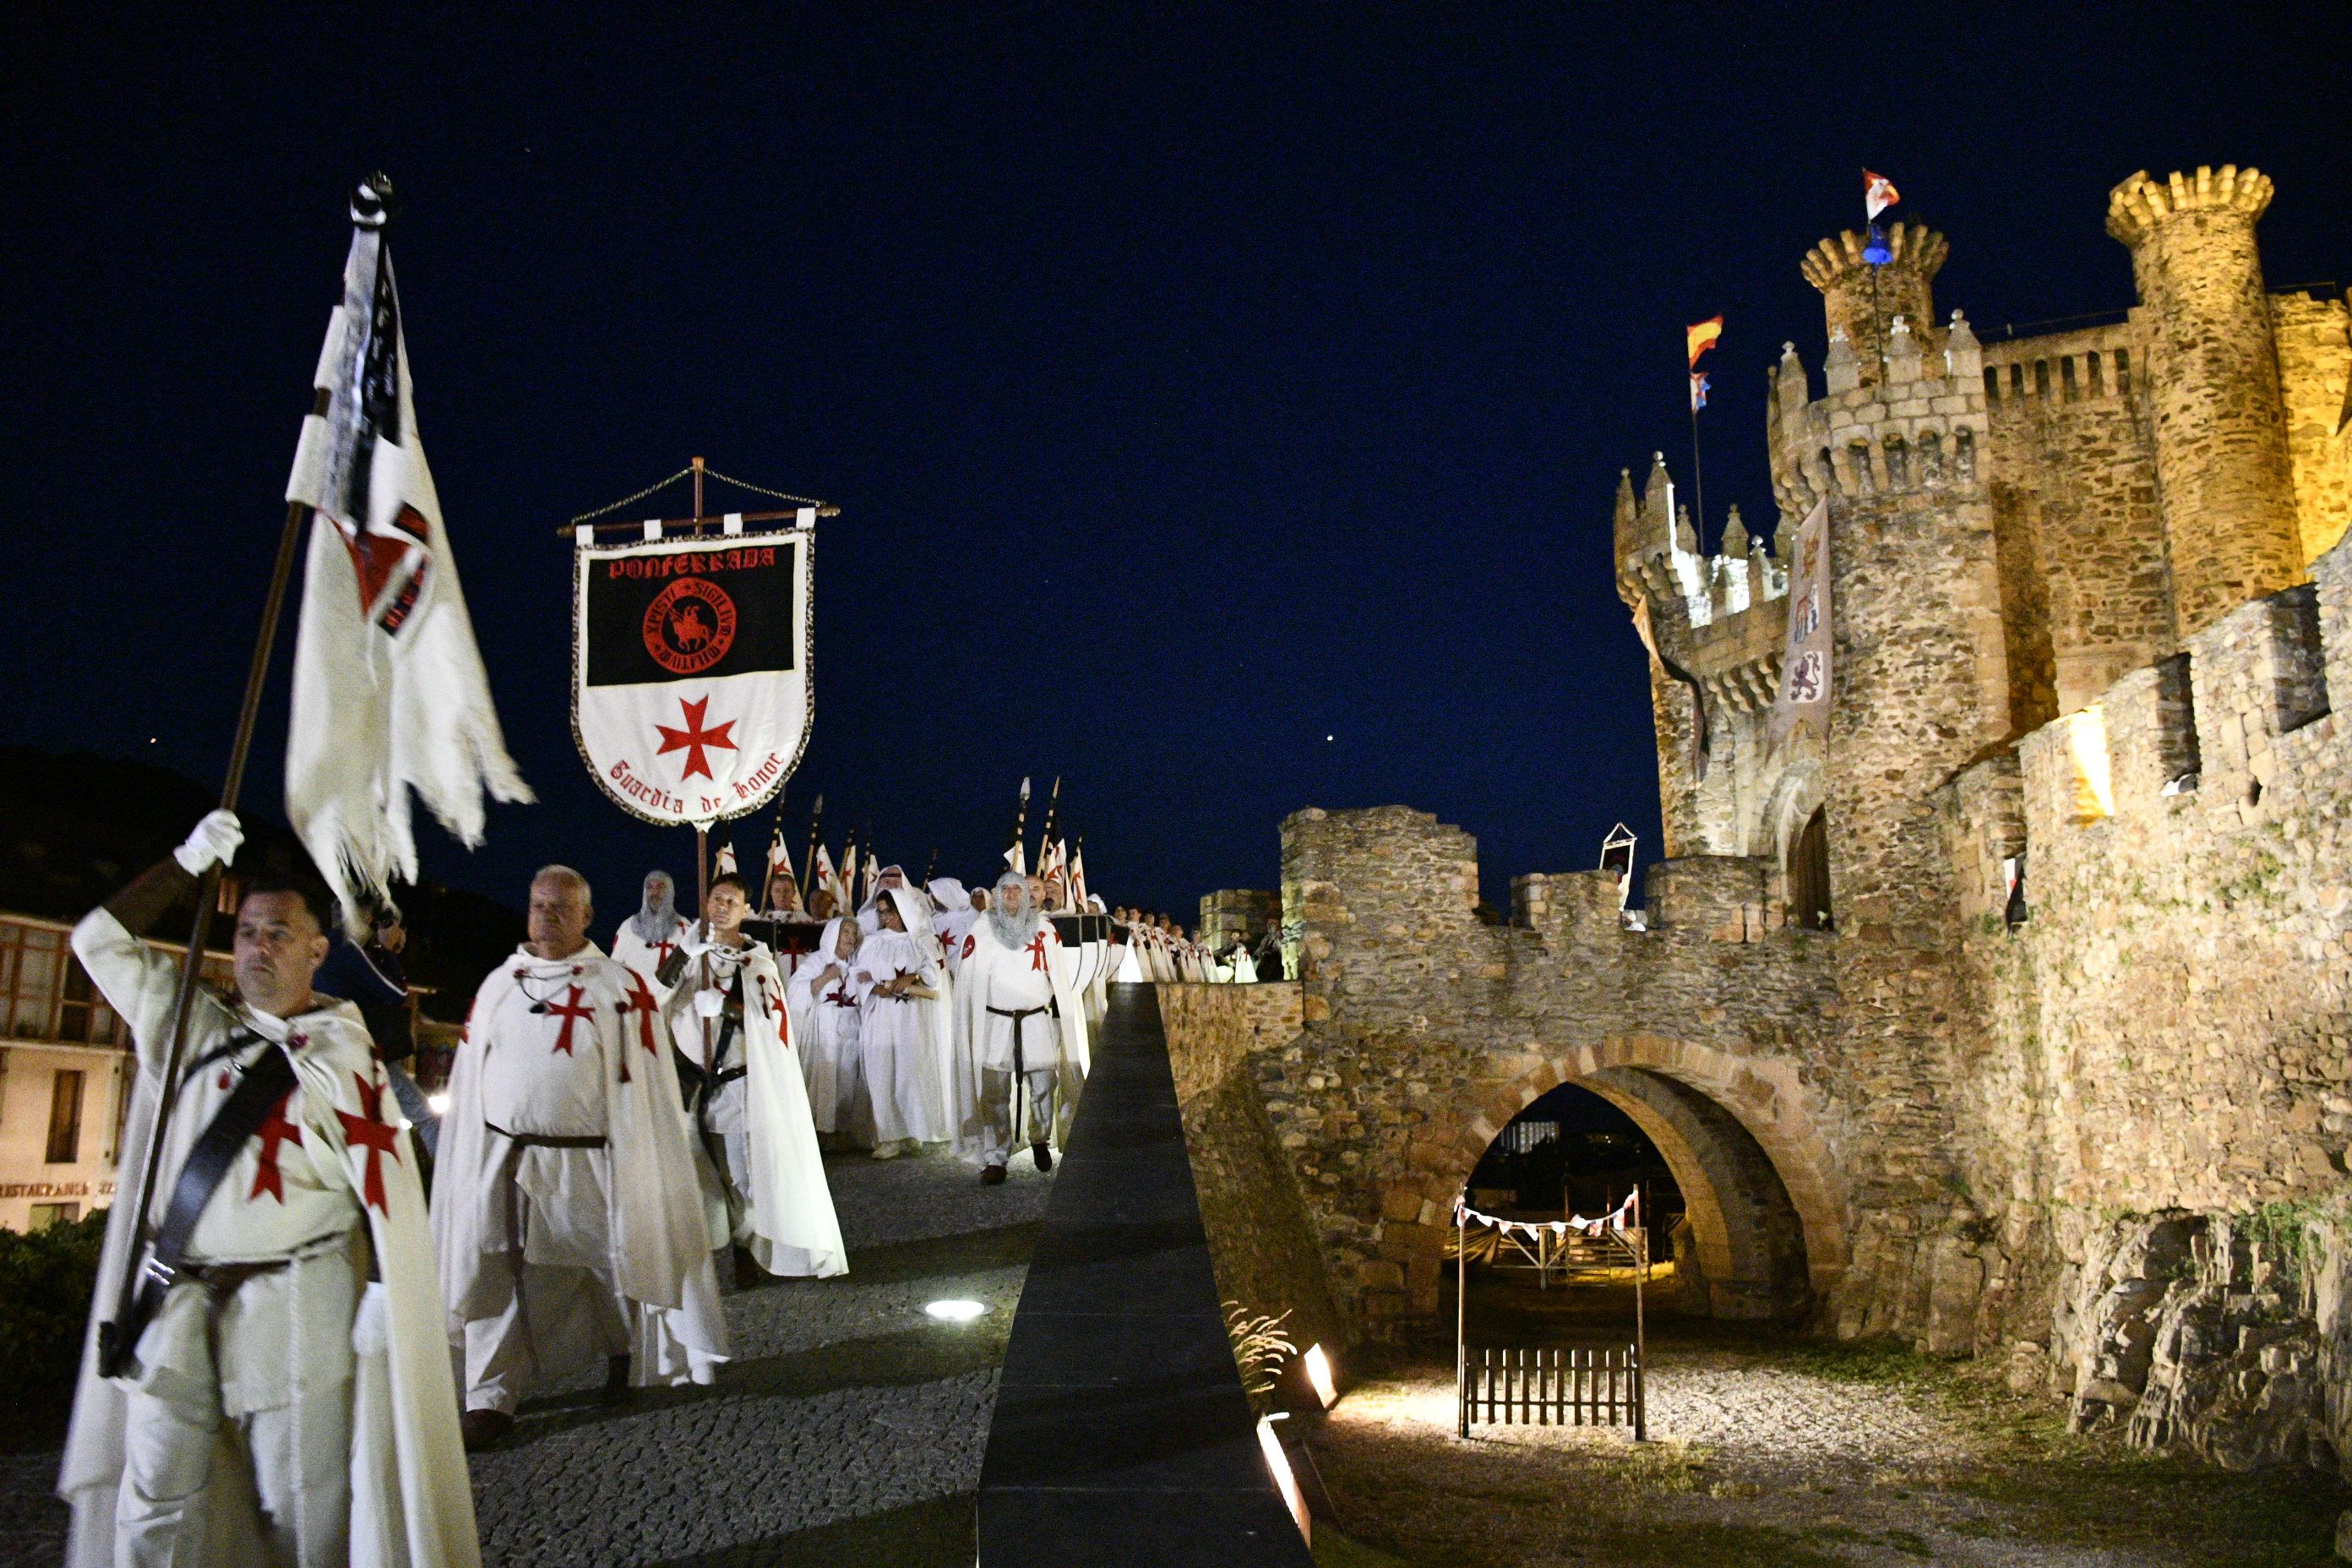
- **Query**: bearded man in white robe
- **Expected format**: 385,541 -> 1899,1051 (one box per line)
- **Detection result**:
950,872 -> 1090,1184
59,810 -> 476,1568
433,866 -> 724,1450
659,873 -> 847,1282
611,869 -> 692,996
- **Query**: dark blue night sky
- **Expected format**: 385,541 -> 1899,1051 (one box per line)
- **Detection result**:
4,5 -> 2346,923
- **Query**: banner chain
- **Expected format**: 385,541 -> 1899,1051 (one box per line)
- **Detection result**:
569,467 -> 695,525
700,466 -> 826,509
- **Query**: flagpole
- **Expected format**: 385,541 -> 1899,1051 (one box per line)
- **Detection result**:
1034,776 -> 1060,876
1688,389 -> 1707,553
799,793 -> 824,903
101,494 -> 311,1375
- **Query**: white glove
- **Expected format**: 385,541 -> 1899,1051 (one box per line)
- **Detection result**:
693,988 -> 724,1019
678,925 -> 716,960
174,809 -> 244,876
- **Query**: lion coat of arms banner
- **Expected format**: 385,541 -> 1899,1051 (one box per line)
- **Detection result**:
1768,496 -> 1831,752
572,525 -> 813,826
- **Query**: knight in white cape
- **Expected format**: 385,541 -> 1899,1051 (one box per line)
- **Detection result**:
433,866 -> 726,1447
659,872 -> 847,1280
58,811 -> 477,1568
949,872 -> 1090,1181
852,885 -> 953,1155
612,869 -> 694,996
787,916 -> 874,1147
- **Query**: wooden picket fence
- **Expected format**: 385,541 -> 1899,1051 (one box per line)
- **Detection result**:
1458,1344 -> 1644,1440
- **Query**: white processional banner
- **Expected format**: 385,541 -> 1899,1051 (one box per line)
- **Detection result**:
572,525 -> 814,826
1768,497 -> 1831,752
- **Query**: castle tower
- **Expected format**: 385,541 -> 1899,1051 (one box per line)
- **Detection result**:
1799,222 -> 1949,386
2106,166 -> 2304,637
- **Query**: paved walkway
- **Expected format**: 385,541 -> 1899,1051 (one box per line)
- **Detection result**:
0,1150 -> 1050,1568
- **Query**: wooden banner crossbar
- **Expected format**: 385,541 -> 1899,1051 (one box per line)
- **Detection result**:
1459,1345 -> 1645,1438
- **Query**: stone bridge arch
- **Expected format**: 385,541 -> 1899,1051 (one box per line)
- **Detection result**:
1385,1033 -> 1848,1325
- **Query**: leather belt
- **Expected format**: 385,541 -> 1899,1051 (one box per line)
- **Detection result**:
487,1123 -> 607,1150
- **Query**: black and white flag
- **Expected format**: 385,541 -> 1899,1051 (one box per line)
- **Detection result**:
572,522 -> 814,825
285,177 -> 531,924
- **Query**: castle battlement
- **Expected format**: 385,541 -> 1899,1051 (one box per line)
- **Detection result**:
1614,453 -> 1789,705
1766,310 -> 1993,515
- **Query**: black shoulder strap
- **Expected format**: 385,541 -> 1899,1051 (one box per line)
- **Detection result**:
98,1040 -> 301,1376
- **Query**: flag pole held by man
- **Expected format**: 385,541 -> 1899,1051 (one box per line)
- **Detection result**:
60,174 -> 498,1568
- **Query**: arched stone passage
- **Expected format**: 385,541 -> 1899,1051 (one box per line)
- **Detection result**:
1381,1035 -> 1848,1326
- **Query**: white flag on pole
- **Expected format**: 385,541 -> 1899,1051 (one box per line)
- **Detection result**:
284,181 -> 531,928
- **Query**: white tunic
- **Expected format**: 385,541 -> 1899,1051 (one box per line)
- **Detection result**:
950,916 -> 1091,1152
612,915 -> 692,999
664,939 -> 846,1278
788,933 -> 870,1139
62,908 -> 478,1568
852,925 -> 948,1143
434,944 -> 725,1383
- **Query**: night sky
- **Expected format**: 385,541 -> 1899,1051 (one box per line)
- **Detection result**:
5,7 -> 2346,926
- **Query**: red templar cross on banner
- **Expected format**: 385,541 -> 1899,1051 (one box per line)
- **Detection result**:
335,1072 -> 402,1216
655,695 -> 738,782
546,985 -> 596,1056
248,1090 -> 303,1203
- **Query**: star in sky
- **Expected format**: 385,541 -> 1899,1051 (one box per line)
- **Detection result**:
655,695 -> 738,781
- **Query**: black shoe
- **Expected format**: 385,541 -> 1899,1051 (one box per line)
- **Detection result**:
602,1354 -> 633,1406
981,1164 -> 1008,1185
1032,1141 -> 1054,1173
460,1408 -> 514,1451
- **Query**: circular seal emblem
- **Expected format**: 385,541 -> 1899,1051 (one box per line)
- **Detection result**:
642,577 -> 738,675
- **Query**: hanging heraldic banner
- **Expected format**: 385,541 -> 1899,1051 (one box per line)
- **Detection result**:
1768,497 -> 1831,752
573,523 -> 813,825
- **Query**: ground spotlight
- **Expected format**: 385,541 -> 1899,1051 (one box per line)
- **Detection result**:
1255,1414 -> 1310,1544
924,1298 -> 988,1322
1302,1342 -> 1337,1408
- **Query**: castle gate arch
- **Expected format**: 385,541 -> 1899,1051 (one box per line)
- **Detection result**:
1386,1035 -> 1848,1325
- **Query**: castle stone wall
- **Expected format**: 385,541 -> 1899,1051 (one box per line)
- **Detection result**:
2273,290 -> 2352,565
1982,322 -> 2174,716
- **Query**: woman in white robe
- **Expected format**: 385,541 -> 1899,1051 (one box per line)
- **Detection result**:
787,917 -> 873,1148
852,885 -> 949,1155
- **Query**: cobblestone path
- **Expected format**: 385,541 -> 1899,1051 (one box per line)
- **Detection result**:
0,1149 -> 1049,1568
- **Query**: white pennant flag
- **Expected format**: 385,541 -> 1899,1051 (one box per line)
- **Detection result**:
284,179 -> 531,928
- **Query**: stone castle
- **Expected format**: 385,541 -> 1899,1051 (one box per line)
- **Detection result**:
1168,165 -> 2352,1470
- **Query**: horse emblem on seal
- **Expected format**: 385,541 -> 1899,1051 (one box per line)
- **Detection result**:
643,576 -> 738,675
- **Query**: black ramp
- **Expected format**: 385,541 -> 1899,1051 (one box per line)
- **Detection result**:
976,983 -> 1315,1566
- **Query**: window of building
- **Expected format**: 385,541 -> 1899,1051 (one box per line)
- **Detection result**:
1788,808 -> 1833,931
28,1201 -> 80,1229
46,1069 -> 84,1164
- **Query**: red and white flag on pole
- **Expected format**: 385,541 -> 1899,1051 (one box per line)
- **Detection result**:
712,841 -> 739,879
1068,843 -> 1090,909
812,843 -> 841,906
1864,170 -> 1900,220
765,823 -> 793,890
284,177 -> 531,928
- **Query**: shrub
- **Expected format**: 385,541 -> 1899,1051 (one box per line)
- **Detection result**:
0,1209 -> 107,1450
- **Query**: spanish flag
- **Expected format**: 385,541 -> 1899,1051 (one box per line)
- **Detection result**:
1686,315 -> 1723,369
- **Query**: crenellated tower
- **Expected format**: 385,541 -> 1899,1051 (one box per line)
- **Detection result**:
2106,166 -> 2306,637
1799,222 -> 1949,386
